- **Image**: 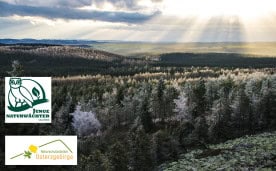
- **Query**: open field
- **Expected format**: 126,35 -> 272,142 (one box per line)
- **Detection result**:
91,42 -> 276,57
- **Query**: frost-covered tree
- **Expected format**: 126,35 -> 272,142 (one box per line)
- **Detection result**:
210,85 -> 233,141
164,86 -> 178,120
260,79 -> 270,125
52,94 -> 74,135
98,90 -> 117,129
121,94 -> 139,124
7,60 -> 24,77
259,76 -> 276,128
71,105 -> 101,137
192,79 -> 207,118
174,91 -> 191,121
150,79 -> 166,121
183,83 -> 196,119
244,78 -> 262,133
205,80 -> 219,109
180,80 -> 207,121
231,85 -> 250,136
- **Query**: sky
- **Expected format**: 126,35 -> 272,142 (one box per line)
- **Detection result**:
0,0 -> 276,42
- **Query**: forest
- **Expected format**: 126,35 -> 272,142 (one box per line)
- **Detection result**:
0,44 -> 275,170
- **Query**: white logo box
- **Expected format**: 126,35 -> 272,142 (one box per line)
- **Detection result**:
5,136 -> 77,165
5,77 -> 52,123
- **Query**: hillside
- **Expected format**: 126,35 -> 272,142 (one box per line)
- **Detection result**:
1,45 -> 276,78
0,38 -> 99,45
161,131 -> 276,170
0,45 -> 146,76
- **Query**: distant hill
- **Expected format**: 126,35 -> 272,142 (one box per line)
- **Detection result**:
0,39 -> 100,46
0,45 -> 145,77
1,44 -> 275,77
2,40 -> 276,57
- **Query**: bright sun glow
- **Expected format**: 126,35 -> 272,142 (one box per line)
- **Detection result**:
163,0 -> 276,19
1,0 -> 276,42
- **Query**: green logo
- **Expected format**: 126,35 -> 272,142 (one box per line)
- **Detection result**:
8,78 -> 48,112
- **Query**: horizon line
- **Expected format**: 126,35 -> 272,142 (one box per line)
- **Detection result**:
1,38 -> 276,44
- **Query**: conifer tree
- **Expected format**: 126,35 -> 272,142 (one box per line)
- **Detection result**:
128,127 -> 154,171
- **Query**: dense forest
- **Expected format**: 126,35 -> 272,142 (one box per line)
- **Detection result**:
0,45 -> 275,170
159,53 -> 276,68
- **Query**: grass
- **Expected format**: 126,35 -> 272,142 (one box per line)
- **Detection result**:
161,131 -> 276,170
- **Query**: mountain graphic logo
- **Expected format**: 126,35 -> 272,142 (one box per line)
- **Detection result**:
10,139 -> 73,160
8,78 -> 49,112
5,136 -> 77,165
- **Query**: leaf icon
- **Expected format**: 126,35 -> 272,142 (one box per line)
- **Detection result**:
32,87 -> 40,98
23,151 -> 32,159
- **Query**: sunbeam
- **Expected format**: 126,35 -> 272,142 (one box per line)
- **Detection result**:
163,0 -> 276,19
0,0 -> 276,42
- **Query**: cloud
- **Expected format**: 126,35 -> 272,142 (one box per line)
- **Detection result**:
0,1 -> 160,23
1,0 -> 93,8
151,0 -> 163,2
93,0 -> 138,10
1,0 -> 162,10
